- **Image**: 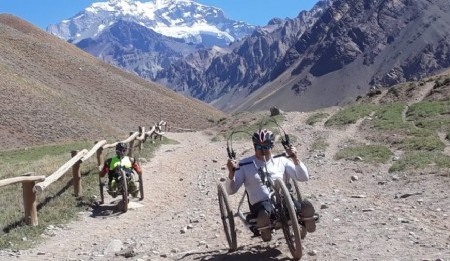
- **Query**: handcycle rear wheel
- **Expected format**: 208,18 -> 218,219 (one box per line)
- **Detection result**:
287,177 -> 302,202
120,170 -> 129,213
275,179 -> 302,260
217,182 -> 237,251
99,175 -> 105,205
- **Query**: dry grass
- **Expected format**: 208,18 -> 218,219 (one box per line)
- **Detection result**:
0,14 -> 227,150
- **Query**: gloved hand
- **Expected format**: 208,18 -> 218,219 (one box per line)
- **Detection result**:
285,144 -> 298,158
132,162 -> 142,175
227,159 -> 237,179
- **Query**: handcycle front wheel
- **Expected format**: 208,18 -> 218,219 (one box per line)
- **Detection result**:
120,170 -> 129,213
217,182 -> 237,251
275,179 -> 302,260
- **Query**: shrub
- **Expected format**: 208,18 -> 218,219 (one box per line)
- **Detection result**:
306,112 -> 329,126
389,151 -> 450,172
325,104 -> 376,127
334,144 -> 392,163
310,137 -> 329,151
371,103 -> 410,131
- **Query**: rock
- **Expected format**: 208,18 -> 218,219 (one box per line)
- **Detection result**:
308,250 -> 318,256
104,239 -> 123,254
351,175 -> 359,181
270,107 -> 283,116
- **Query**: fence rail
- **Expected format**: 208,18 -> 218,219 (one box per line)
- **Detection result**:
0,121 -> 167,226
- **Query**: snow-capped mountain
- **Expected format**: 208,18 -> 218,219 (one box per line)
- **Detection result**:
47,0 -> 256,47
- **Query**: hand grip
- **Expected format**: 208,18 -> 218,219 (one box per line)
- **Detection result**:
281,134 -> 291,150
227,147 -> 236,159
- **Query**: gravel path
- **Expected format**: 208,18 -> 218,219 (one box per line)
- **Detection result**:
3,111 -> 450,261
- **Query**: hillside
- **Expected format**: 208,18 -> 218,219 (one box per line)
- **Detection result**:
230,0 -> 450,112
0,14 -> 227,149
3,72 -> 450,260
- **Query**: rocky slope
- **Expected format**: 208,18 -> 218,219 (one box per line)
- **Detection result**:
233,0 -> 450,113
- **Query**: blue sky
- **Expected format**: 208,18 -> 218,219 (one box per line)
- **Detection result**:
0,0 -> 318,29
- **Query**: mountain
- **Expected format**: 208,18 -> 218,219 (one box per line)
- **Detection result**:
0,14 -> 226,149
51,0 -> 450,114
47,0 -> 256,48
47,0 -> 257,97
75,19 -> 201,84
66,0 -> 332,104
157,0 -> 333,106
157,0 -> 450,113
233,0 -> 450,112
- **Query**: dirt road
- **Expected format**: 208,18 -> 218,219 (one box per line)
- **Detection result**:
4,111 -> 450,260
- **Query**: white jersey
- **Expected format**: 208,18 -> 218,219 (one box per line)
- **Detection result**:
225,155 -> 309,205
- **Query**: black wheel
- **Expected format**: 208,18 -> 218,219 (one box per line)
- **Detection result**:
99,176 -> 105,204
287,177 -> 308,240
120,170 -> 129,213
217,182 -> 237,251
287,177 -> 302,202
138,174 -> 144,200
275,179 -> 302,259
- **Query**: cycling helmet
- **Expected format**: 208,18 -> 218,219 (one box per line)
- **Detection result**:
115,142 -> 128,158
252,129 -> 275,145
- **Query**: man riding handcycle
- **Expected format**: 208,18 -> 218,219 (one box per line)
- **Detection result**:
217,128 -> 318,259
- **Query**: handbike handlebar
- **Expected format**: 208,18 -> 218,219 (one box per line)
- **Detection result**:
233,153 -> 291,170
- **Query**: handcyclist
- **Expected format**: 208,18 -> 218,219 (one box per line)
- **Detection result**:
226,129 -> 316,241
99,142 -> 142,197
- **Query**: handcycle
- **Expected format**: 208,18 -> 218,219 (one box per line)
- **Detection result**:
217,123 -> 314,260
218,157 -> 305,259
99,163 -> 144,213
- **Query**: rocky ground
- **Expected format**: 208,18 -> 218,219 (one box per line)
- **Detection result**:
1,110 -> 450,261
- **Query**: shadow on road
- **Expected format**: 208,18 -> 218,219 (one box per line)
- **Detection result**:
90,200 -> 123,217
177,245 -> 292,261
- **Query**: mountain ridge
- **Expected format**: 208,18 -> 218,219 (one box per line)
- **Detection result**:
213,0 -> 450,112
47,0 -> 256,47
64,0 -> 450,114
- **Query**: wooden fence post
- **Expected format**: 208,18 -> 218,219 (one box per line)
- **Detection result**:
138,126 -> 144,152
22,180 -> 39,226
71,150 -> 82,197
128,132 -> 135,158
96,146 -> 104,170
1,174 -> 45,226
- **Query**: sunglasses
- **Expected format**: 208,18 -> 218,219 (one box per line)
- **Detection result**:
254,144 -> 272,150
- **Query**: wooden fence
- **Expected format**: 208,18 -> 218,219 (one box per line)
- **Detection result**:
0,121 -> 167,226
